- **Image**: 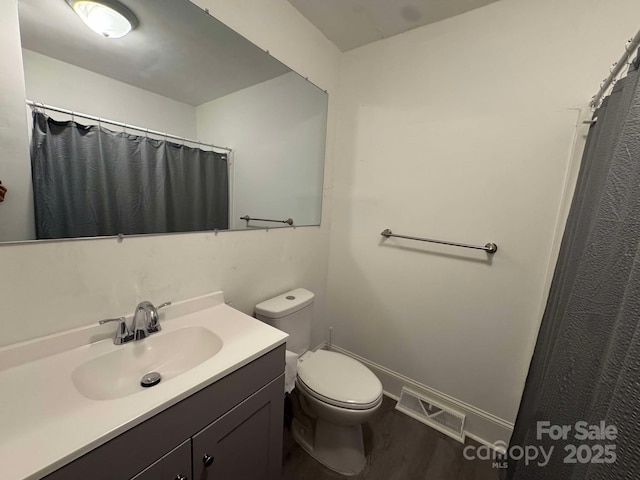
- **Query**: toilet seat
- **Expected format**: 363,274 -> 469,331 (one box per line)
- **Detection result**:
296,376 -> 383,410
296,350 -> 383,410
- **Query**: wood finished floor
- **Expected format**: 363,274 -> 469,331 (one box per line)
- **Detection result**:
282,395 -> 499,480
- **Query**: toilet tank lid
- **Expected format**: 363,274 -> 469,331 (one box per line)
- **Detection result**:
255,288 -> 314,319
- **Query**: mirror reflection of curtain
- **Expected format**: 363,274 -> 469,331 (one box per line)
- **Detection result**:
30,112 -> 228,239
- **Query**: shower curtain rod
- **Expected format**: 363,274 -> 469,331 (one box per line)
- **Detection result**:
26,100 -> 232,153
590,28 -> 640,108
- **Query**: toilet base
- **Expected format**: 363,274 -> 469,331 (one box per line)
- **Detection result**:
292,417 -> 367,476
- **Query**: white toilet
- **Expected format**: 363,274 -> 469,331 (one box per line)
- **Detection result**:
255,288 -> 383,476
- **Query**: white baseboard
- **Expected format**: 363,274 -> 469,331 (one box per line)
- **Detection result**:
325,344 -> 514,449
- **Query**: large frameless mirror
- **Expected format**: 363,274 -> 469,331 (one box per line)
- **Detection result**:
0,0 -> 327,242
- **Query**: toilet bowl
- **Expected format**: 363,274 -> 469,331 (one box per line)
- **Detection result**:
255,289 -> 383,476
293,349 -> 383,475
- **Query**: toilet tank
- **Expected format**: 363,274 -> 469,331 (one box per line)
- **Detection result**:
255,288 -> 314,355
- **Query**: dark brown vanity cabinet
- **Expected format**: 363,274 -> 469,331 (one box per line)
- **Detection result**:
44,345 -> 285,480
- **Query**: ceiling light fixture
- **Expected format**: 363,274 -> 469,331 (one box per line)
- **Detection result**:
66,0 -> 138,39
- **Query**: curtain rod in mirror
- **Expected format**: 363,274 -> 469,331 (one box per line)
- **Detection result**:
26,100 -> 232,153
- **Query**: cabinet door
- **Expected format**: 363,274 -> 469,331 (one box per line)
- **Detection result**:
192,375 -> 284,480
131,439 -> 191,480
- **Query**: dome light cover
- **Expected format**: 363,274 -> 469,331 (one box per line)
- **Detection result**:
66,0 -> 138,39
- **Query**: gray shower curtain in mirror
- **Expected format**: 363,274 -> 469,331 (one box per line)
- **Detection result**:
31,112 -> 228,239
505,57 -> 640,479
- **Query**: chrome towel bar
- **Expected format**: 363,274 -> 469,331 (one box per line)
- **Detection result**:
381,229 -> 497,254
241,215 -> 294,225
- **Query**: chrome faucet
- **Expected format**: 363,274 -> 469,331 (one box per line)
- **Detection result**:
132,301 -> 171,340
100,300 -> 171,345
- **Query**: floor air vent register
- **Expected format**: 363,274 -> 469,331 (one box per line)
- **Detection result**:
395,387 -> 466,443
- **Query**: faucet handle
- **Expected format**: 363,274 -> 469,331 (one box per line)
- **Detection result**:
99,316 -> 126,326
99,317 -> 133,345
147,301 -> 171,333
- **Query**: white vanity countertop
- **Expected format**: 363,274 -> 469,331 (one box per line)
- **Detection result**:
0,291 -> 288,480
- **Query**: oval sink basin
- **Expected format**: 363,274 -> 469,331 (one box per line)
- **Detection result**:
72,326 -> 223,400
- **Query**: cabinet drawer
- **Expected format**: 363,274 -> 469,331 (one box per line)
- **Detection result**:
131,440 -> 191,480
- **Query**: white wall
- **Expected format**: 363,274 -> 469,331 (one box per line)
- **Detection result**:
0,2 -> 34,242
327,0 -> 640,438
22,49 -> 197,139
197,72 -> 327,229
0,0 -> 340,348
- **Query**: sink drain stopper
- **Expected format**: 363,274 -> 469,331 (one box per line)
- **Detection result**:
141,372 -> 162,388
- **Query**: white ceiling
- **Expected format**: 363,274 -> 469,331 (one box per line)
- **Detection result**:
287,0 -> 501,51
18,0 -> 291,106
